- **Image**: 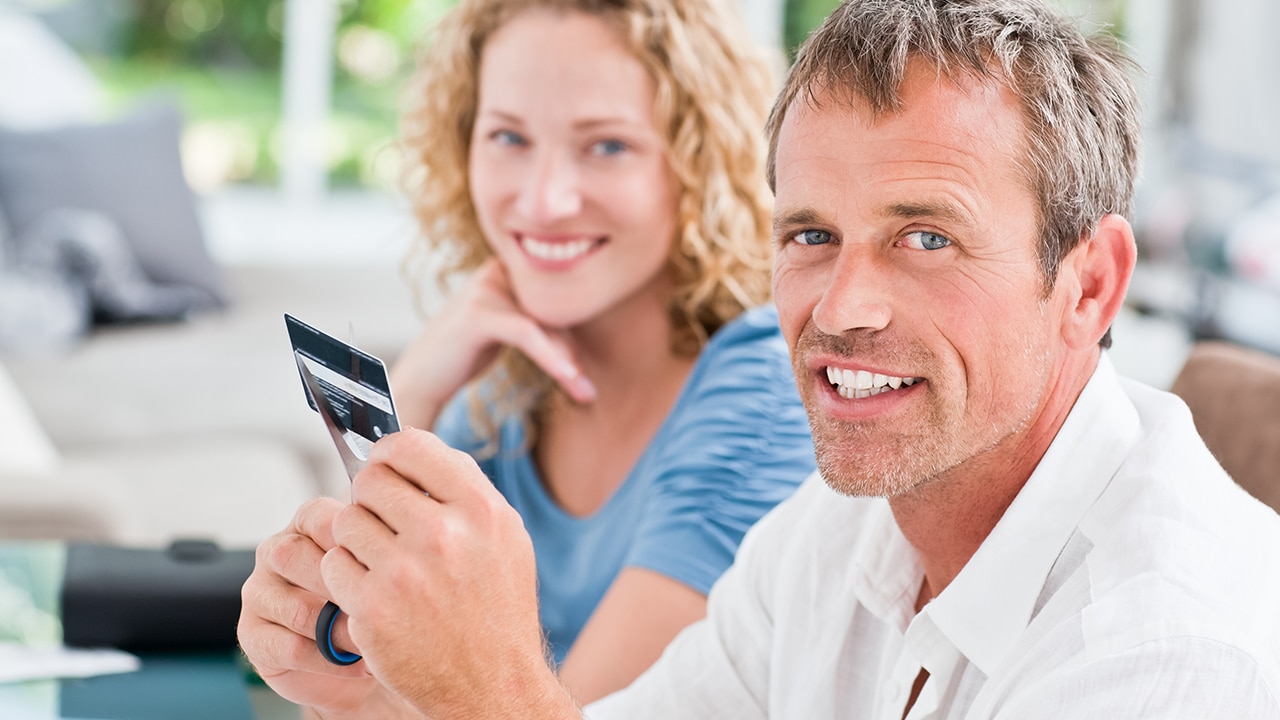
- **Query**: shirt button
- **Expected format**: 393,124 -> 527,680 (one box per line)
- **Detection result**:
884,679 -> 902,703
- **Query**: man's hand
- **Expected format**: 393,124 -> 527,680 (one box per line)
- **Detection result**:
237,499 -> 419,718
323,428 -> 580,719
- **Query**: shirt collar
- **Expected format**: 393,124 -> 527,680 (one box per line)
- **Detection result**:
922,354 -> 1142,676
851,499 -> 924,632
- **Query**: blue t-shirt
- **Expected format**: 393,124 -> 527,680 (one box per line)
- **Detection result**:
433,305 -> 814,663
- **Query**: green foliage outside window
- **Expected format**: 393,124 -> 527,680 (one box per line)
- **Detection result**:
784,0 -> 840,59
87,0 -> 453,190
84,0 -> 895,190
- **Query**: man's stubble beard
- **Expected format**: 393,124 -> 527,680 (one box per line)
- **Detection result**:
798,325 -> 1051,501
808,399 -> 962,499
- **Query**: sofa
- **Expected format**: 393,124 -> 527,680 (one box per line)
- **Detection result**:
0,258 -> 427,549
1170,340 -> 1280,513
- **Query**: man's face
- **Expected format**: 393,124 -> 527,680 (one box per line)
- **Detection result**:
771,62 -> 1077,498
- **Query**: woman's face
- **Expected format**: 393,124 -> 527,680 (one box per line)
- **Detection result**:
468,8 -> 679,330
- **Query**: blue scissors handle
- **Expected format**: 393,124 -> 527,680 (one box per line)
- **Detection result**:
316,601 -> 362,666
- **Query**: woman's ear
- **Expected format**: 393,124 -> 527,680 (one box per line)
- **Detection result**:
1057,214 -> 1137,350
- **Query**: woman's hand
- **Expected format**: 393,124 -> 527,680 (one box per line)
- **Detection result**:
390,258 -> 596,429
320,429 -> 579,719
237,500 -> 421,719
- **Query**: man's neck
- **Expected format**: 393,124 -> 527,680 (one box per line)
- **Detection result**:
889,352 -> 1099,601
889,455 -> 1031,599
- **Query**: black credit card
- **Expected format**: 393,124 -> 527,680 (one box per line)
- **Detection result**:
285,313 -> 400,444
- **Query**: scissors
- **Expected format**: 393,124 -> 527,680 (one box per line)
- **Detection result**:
295,353 -> 365,666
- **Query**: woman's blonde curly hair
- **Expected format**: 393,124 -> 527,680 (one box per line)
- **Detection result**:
399,0 -> 776,446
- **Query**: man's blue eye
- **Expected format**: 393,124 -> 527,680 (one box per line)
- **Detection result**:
904,231 -> 951,250
792,229 -> 833,246
592,139 -> 628,156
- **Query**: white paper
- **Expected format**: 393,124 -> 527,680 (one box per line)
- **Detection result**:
0,642 -> 139,684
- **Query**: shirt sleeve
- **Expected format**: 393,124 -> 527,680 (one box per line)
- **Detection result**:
622,306 -> 815,596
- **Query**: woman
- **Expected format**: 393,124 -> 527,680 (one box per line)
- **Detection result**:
238,0 -> 814,712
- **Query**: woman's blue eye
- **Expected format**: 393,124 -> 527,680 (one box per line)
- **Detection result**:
492,130 -> 527,147
591,139 -> 628,156
904,231 -> 951,250
792,229 -> 833,246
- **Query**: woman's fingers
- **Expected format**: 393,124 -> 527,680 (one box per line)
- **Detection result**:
493,316 -> 598,403
393,258 -> 596,421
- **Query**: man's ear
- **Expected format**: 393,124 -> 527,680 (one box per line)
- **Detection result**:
1057,214 -> 1136,350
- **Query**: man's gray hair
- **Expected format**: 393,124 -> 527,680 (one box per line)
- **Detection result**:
766,0 -> 1142,288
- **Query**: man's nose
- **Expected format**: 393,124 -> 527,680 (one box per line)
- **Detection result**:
812,244 -> 892,335
515,150 -> 582,222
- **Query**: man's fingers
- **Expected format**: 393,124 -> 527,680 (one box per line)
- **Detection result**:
320,545 -> 371,616
346,463 -> 431,535
330,500 -> 399,572
264,528 -> 331,600
289,497 -> 345,552
365,429 -> 502,506
245,569 -> 328,641
239,611 -> 368,680
240,566 -> 367,678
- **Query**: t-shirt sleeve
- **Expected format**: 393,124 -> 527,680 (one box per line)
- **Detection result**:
430,390 -> 498,480
622,306 -> 815,595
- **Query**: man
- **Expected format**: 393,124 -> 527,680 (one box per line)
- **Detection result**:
238,0 -> 1280,717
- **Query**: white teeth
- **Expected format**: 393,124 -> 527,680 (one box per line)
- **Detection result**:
523,237 -> 596,261
824,365 -> 918,399
856,369 -> 872,389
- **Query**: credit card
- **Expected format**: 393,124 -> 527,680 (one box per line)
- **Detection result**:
284,314 -> 401,448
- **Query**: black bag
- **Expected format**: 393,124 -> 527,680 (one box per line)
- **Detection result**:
60,540 -> 255,652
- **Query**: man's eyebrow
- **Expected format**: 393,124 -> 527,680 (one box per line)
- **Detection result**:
772,207 -> 827,232
877,200 -> 971,226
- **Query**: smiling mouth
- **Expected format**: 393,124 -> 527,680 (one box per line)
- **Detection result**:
825,366 -> 921,399
519,235 -> 604,262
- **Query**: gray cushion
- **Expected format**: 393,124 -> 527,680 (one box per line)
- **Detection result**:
0,102 -> 226,306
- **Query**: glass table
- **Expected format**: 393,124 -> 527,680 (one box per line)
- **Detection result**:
0,542 -> 300,720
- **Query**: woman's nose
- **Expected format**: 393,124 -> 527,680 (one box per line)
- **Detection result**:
515,150 -> 582,222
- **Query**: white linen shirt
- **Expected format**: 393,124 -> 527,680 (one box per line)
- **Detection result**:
586,356 -> 1280,719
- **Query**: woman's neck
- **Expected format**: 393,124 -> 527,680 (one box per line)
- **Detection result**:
560,280 -> 689,403
534,282 -> 698,516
